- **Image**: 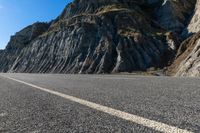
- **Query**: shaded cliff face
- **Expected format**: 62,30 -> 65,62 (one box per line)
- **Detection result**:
0,0 -> 199,75
155,0 -> 196,33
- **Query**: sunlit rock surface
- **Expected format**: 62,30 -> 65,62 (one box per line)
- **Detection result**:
1,0 -> 200,76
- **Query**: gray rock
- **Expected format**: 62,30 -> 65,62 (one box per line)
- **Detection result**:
0,22 -> 50,72
9,6 -> 172,74
155,0 -> 196,33
176,33 -> 200,77
0,0 -> 199,75
185,0 -> 200,34
175,1 -> 200,77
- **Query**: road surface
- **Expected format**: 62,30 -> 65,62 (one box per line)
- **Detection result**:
0,73 -> 200,133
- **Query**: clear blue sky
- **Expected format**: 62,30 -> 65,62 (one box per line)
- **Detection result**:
0,0 -> 72,49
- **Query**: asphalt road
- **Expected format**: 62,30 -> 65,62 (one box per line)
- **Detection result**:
0,73 -> 200,133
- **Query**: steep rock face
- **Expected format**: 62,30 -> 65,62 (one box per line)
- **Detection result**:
186,0 -> 200,34
155,0 -> 196,33
0,0 -> 199,75
9,1 -> 172,73
60,0 -> 145,18
167,1 -> 200,76
175,32 -> 200,76
167,32 -> 200,75
0,22 -> 50,72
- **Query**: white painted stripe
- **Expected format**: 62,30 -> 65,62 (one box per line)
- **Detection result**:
2,76 -> 193,133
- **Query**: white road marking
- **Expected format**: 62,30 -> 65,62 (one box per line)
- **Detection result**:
2,76 -> 193,133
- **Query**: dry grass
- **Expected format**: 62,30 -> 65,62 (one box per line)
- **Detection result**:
96,4 -> 129,15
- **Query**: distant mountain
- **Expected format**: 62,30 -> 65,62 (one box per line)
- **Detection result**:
0,0 -> 200,76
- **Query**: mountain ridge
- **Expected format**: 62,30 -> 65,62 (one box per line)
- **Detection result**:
1,0 -> 200,76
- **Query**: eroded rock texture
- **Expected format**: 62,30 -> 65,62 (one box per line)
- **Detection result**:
186,0 -> 200,34
0,0 -> 200,75
0,22 -> 50,72
176,33 -> 200,76
155,0 -> 196,33
167,32 -> 200,76
167,0 -> 200,76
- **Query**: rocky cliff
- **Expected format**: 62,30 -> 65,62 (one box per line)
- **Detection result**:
1,0 -> 200,76
0,22 -> 50,72
167,0 -> 200,77
185,0 -> 200,34
175,32 -> 200,76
